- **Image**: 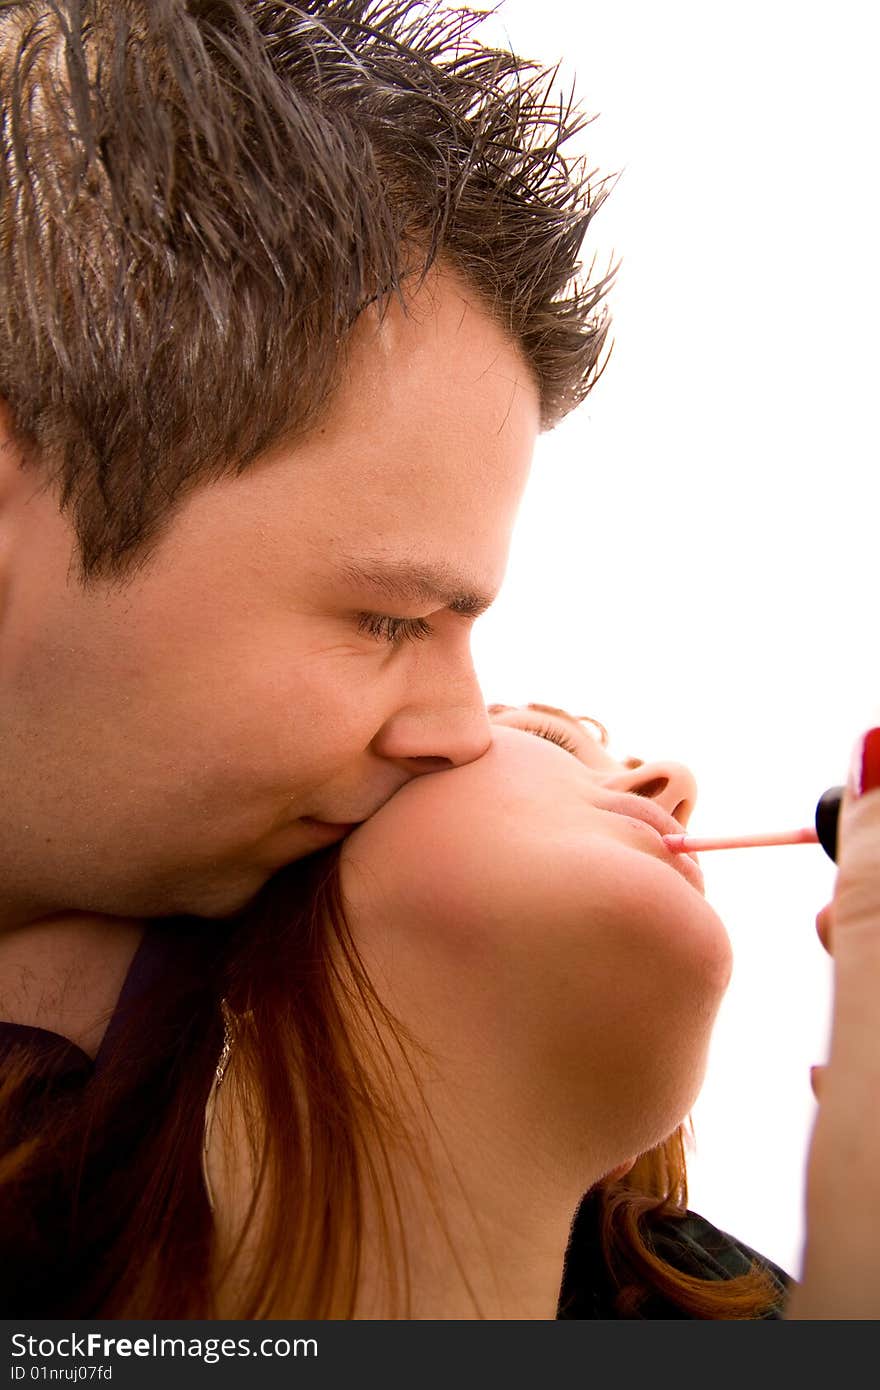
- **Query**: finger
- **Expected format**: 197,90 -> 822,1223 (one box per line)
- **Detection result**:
815,902 -> 834,955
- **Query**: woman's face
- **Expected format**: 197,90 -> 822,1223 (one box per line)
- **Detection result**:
339,704 -> 733,1176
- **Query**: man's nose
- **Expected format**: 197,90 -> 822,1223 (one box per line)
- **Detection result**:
370,652 -> 492,774
604,760 -> 698,829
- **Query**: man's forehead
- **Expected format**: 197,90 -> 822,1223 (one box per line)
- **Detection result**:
337,554 -> 497,618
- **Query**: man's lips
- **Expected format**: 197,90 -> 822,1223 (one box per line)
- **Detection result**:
300,816 -> 361,842
597,790 -> 705,892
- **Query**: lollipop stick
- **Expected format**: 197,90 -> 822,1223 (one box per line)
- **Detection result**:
664,827 -> 819,852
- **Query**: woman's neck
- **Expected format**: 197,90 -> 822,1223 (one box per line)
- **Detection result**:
351,1097 -> 605,1319
355,1191 -> 577,1319
208,1060 -> 600,1320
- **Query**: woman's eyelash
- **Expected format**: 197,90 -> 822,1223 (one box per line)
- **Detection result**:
357,613 -> 434,645
526,722 -> 580,756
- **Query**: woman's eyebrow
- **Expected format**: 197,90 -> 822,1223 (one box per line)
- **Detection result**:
339,557 -> 496,617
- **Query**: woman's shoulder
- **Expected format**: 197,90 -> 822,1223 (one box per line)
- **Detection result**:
558,1189 -> 792,1319
649,1207 -> 791,1288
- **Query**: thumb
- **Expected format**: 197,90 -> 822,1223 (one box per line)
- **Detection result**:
833,728 -> 880,941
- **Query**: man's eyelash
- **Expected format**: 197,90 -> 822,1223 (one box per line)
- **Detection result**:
356,613 -> 434,645
525,722 -> 580,755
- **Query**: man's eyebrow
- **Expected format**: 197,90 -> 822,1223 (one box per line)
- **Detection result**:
338,557 -> 496,618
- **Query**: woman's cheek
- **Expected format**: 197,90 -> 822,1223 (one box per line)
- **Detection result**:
338,824 -> 732,1163
511,844 -> 733,1100
491,833 -> 732,988
344,807 -> 732,996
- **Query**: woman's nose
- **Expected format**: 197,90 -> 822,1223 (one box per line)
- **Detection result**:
605,760 -> 698,829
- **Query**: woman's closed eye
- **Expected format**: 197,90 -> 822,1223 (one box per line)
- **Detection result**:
491,711 -> 584,757
488,706 -> 625,770
524,722 -> 581,756
503,715 -> 662,798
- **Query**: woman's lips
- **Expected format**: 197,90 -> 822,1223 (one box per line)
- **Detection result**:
597,790 -> 705,893
660,843 -> 705,892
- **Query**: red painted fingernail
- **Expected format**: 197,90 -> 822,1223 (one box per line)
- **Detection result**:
849,727 -> 880,797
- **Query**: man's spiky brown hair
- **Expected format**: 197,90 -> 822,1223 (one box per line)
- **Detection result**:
0,0 -> 613,583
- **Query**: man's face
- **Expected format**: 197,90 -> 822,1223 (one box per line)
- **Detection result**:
0,268 -> 539,924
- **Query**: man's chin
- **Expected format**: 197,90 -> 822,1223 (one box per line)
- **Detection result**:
155,820 -> 363,920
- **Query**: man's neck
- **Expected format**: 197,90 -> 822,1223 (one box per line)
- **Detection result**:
0,913 -> 145,1058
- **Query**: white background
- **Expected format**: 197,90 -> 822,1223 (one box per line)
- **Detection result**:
470,0 -> 880,1278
